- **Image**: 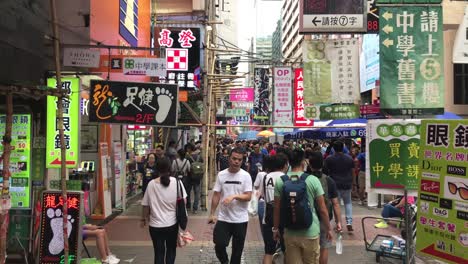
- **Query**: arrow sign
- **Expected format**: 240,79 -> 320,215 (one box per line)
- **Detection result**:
312,17 -> 321,26
382,11 -> 393,21
383,38 -> 394,48
296,119 -> 312,125
382,25 -> 393,34
50,158 -> 77,166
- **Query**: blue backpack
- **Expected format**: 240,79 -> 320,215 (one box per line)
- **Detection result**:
280,173 -> 313,230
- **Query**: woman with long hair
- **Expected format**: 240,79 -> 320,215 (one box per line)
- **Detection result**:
141,157 -> 187,264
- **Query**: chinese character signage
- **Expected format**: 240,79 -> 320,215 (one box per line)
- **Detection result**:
253,68 -> 271,121
0,114 -> 31,208
416,120 -> 468,264
304,104 -> 360,120
119,0 -> 138,47
303,39 -> 360,105
300,0 -> 367,33
89,80 -> 178,127
38,191 -> 83,264
367,0 -> 379,33
379,6 -> 444,115
122,57 -> 166,76
157,28 -> 201,90
229,88 -> 254,102
294,68 -> 313,127
368,119 -> 421,190
226,108 -> 247,117
273,67 -> 293,132
46,78 -> 80,168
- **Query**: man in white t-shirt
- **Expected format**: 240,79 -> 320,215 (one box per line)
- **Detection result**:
209,148 -> 252,264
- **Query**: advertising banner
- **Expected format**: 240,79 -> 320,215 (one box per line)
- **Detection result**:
273,67 -> 293,132
0,114 -> 31,208
46,78 -> 80,168
229,88 -> 254,102
294,68 -> 313,127
368,119 -> 421,190
89,81 -> 178,127
303,39 -> 360,105
122,57 -> 166,76
253,68 -> 271,121
38,191 -> 83,264
226,108 -> 248,117
299,0 -> 367,33
304,104 -> 360,120
157,28 -> 201,90
379,6 -> 444,115
361,34 -> 380,92
416,120 -> 468,264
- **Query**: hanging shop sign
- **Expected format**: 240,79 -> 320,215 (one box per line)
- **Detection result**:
253,68 -> 271,121
294,68 -> 313,127
304,104 -> 360,120
216,129 -> 227,136
0,114 -> 31,209
299,0 -> 367,33
122,57 -> 166,77
416,120 -> 468,264
377,0 -> 441,3
63,48 -> 100,68
157,28 -> 201,90
38,191 -> 83,264
119,0 -> 138,47
46,78 -> 80,168
367,0 -> 379,33
361,34 -> 380,93
379,6 -> 444,115
89,80 -> 178,127
226,108 -> 248,117
303,38 -> 360,105
229,88 -> 254,102
273,67 -> 293,132
367,119 -> 421,190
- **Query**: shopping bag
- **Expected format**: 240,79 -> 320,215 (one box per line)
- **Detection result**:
248,190 -> 258,216
177,230 -> 195,247
272,247 -> 284,264
176,179 -> 188,230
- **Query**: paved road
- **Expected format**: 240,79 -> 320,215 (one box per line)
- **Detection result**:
83,196 -> 431,263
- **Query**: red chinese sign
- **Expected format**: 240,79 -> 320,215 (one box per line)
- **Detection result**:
166,48 -> 188,71
294,68 -> 313,127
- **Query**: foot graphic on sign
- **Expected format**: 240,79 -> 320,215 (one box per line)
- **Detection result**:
47,208 -> 74,255
155,87 -> 174,123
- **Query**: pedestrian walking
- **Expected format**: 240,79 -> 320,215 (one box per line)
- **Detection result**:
273,149 -> 332,264
140,153 -> 158,194
185,144 -> 203,214
141,157 -> 187,264
324,141 -> 355,231
209,147 -> 252,264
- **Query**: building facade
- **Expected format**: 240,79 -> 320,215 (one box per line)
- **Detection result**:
281,0 -> 303,64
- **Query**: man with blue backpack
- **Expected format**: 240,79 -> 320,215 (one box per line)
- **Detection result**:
272,149 -> 332,264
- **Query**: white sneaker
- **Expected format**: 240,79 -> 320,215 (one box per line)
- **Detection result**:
102,256 -> 120,264
109,254 -> 120,263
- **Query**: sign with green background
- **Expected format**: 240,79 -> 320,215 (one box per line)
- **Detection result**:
302,40 -> 332,104
377,0 -> 441,3
379,6 -> 444,115
416,120 -> 468,264
304,104 -> 360,120
0,114 -> 31,208
368,119 -> 420,190
46,78 -> 80,168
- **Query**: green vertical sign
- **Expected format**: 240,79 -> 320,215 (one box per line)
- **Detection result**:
379,6 -> 444,115
416,120 -> 468,264
46,78 -> 80,168
302,40 -> 332,104
0,114 -> 31,208
368,119 -> 421,190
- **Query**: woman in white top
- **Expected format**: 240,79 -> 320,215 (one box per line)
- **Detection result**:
141,157 -> 187,264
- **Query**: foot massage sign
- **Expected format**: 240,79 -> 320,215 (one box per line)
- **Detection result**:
88,80 -> 178,127
38,191 -> 83,264
416,120 -> 468,264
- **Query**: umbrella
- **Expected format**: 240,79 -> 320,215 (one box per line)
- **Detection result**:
238,131 -> 258,140
435,111 -> 462,120
257,130 -> 275,137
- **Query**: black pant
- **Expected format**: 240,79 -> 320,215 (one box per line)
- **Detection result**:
213,221 -> 248,264
149,224 -> 178,264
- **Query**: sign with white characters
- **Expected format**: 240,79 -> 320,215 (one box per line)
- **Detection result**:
89,81 -> 178,127
300,0 -> 367,33
294,68 -> 314,127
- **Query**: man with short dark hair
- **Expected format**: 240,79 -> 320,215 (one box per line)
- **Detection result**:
247,143 -> 265,184
324,141 -> 355,232
209,148 -> 252,264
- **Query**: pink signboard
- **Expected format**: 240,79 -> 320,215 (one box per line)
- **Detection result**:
229,88 -> 254,102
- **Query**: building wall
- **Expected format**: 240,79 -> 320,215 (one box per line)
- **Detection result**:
281,0 -> 303,63
272,20 -> 282,64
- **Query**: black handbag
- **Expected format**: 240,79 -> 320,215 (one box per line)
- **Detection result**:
176,178 -> 188,230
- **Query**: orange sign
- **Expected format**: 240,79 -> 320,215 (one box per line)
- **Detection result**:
179,90 -> 188,102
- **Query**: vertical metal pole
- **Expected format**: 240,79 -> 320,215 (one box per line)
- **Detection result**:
49,0 -> 69,262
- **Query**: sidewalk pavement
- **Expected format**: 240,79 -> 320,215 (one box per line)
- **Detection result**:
84,196 -> 430,264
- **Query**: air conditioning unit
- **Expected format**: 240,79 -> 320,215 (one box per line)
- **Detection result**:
193,0 -> 205,11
